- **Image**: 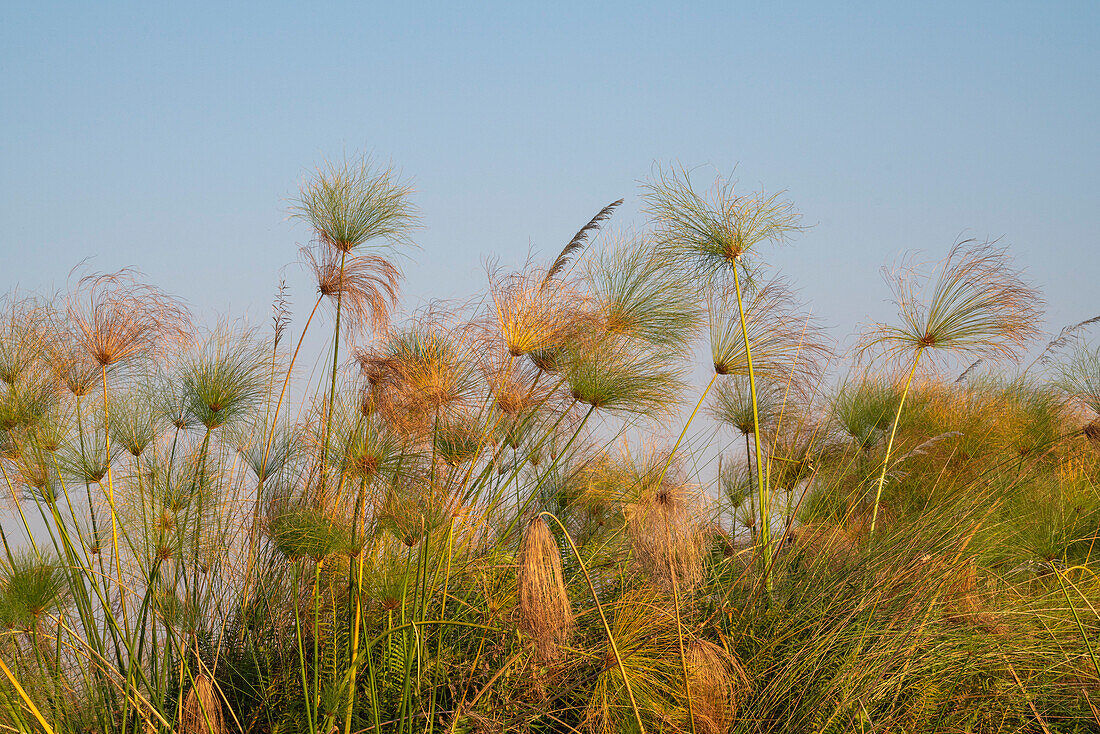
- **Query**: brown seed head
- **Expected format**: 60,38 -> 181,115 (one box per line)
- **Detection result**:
179,673 -> 226,734
489,267 -> 589,358
303,244 -> 400,339
66,270 -> 190,368
624,463 -> 705,591
684,638 -> 750,734
517,516 -> 574,663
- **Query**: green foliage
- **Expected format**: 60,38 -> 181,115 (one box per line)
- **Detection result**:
711,377 -> 781,436
292,155 -> 419,254
181,328 -> 270,431
0,553 -> 70,632
831,378 -> 899,450
587,236 -> 701,354
566,338 -> 685,416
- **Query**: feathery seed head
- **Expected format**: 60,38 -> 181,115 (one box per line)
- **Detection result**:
180,328 -> 269,431
710,377 -> 782,437
179,673 -> 226,734
110,392 -> 159,456
683,638 -> 750,734
489,266 -> 589,358
303,243 -> 401,338
644,164 -> 802,282
710,277 -> 829,385
1058,343 -> 1100,417
0,553 -> 70,632
517,516 -> 574,663
0,294 -> 49,386
624,456 -> 706,590
859,240 -> 1044,368
271,279 -> 291,348
66,269 -> 191,368
566,338 -> 686,417
292,155 -> 419,254
586,235 -> 702,355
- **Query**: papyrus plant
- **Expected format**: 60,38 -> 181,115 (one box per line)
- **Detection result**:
858,241 -> 1043,536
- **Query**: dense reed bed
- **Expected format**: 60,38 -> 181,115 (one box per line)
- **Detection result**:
1,159 -> 1098,733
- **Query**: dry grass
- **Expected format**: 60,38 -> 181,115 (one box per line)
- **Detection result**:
179,674 -> 226,734
517,516 -> 574,663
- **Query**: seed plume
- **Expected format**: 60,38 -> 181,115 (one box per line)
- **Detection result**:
179,673 -> 226,734
303,243 -> 400,338
66,269 -> 191,368
517,516 -> 574,663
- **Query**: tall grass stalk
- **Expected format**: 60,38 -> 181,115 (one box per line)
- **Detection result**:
731,269 -> 771,591
539,512 -> 646,734
869,347 -> 924,537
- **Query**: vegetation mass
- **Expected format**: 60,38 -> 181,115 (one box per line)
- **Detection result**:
1,158 -> 1098,733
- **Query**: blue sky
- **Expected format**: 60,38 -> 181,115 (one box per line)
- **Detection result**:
1,1 -> 1097,354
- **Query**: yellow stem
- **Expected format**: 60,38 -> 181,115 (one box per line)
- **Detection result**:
343,551 -> 365,734
667,524 -> 695,734
732,270 -> 770,592
869,347 -> 923,537
655,374 -> 717,490
261,294 -> 324,478
101,366 -> 128,628
0,653 -> 56,734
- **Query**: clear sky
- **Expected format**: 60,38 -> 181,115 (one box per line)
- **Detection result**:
2,1 -> 1097,353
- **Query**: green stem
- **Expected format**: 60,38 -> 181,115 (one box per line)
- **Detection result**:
321,250 -> 349,484
667,523 -> 695,734
643,374 -> 721,734
655,374 -> 717,490
343,550 -> 366,734
262,294 -> 322,465
869,347 -> 923,538
425,519 -> 454,734
732,270 -> 769,592
74,394 -> 102,564
0,463 -> 39,557
497,402 -> 593,543
745,434 -> 755,542
291,563 -> 316,733
1052,565 -> 1100,681
313,559 -> 324,731
342,475 -> 369,734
